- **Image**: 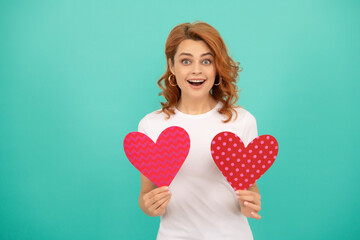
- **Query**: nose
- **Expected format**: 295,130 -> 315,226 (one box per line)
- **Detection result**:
192,62 -> 202,74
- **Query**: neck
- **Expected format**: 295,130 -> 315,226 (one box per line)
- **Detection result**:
176,95 -> 218,115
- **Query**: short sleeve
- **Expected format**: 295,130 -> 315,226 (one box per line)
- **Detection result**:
243,111 -> 258,146
137,116 -> 148,135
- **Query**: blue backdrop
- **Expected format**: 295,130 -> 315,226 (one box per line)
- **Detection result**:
1,0 -> 359,239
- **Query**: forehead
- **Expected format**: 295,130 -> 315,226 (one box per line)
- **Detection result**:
175,39 -> 213,57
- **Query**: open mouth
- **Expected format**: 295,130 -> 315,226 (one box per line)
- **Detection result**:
187,79 -> 206,86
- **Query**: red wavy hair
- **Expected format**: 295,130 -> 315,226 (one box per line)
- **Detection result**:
157,21 -> 243,123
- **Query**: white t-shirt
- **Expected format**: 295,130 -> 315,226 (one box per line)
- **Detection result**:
138,101 -> 258,240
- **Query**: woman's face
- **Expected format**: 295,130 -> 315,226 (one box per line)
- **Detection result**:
168,39 -> 216,101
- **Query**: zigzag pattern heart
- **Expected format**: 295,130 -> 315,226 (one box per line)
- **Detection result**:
124,126 -> 190,187
211,132 -> 278,190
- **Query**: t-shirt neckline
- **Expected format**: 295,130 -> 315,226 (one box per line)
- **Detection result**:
174,101 -> 222,118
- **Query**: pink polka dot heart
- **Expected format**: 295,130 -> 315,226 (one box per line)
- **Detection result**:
211,132 -> 278,191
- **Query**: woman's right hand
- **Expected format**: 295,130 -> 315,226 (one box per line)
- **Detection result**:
142,186 -> 172,217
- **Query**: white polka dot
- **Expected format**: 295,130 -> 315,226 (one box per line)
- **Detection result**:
271,141 -> 274,144
245,179 -> 248,182
218,136 -> 222,140
216,156 -> 219,159
239,183 -> 243,186
256,170 -> 260,173
226,157 -> 230,161
266,136 -> 270,140
232,153 -> 236,157
238,149 -> 242,152
223,142 -> 226,146
221,152 -> 225,155
249,149 -> 252,153
220,161 -> 224,165
275,146 -> 278,149
243,154 -> 247,158
273,155 -> 277,159
247,159 -> 251,163
262,165 -> 266,168
236,168 -> 239,172
246,169 -> 250,173
255,145 -> 258,149
240,173 -> 244,177
212,141 -> 215,144
265,146 -> 268,149
227,147 -> 231,151
269,151 -> 273,154
241,164 -> 245,167
231,163 -> 235,167
252,164 -> 255,168
224,133 -> 228,136
263,155 -> 267,159
261,141 -> 264,144
233,143 -> 237,147
259,150 -> 263,154
235,178 -> 238,181
211,150 -> 214,154
229,138 -> 232,142
225,167 -> 229,170
217,146 -> 220,150
237,158 -> 240,162
256,136 -> 259,139
251,174 -> 254,178
230,172 -> 233,176
253,155 -> 257,159
258,160 -> 261,164
268,160 -> 272,164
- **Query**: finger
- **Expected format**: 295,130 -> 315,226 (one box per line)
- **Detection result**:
250,211 -> 261,220
237,195 -> 261,205
144,186 -> 169,201
147,190 -> 171,206
235,190 -> 251,195
243,201 -> 261,212
236,190 -> 261,199
154,196 -> 171,216
148,194 -> 170,213
154,192 -> 172,209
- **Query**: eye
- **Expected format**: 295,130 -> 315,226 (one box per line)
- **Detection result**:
203,59 -> 212,64
181,59 -> 191,65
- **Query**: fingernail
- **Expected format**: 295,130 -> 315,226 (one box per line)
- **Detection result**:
244,201 -> 248,205
251,212 -> 255,215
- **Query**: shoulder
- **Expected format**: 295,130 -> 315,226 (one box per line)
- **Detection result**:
140,108 -> 168,123
138,108 -> 169,131
230,105 -> 257,124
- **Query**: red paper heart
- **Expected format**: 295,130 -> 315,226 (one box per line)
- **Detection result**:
211,132 -> 278,190
123,126 -> 190,187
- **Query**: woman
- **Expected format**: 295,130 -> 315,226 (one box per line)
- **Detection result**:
137,21 -> 262,240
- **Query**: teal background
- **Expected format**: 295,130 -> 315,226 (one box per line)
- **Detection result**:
1,0 -> 359,239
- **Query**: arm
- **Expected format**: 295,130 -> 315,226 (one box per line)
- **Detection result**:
138,173 -> 171,217
236,182 -> 262,220
248,182 -> 260,194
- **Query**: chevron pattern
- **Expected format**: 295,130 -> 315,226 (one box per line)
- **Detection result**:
211,132 -> 279,191
123,126 -> 190,187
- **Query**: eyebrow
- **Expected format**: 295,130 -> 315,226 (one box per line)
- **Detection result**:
178,52 -> 214,57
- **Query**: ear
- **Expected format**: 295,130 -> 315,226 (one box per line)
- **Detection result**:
168,58 -> 175,75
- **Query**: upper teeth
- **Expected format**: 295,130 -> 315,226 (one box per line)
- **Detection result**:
188,80 -> 205,82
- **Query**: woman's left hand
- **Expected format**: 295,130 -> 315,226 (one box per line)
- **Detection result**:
235,189 -> 262,220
